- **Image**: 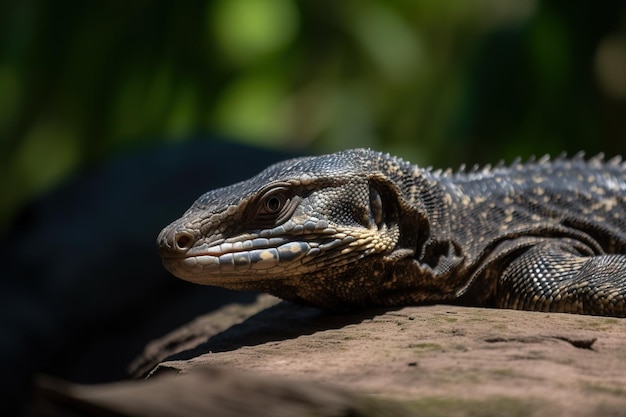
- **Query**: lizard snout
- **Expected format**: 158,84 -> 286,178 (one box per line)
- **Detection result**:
157,225 -> 196,257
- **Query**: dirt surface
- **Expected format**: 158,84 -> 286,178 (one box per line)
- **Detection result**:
125,294 -> 626,416
35,295 -> 626,416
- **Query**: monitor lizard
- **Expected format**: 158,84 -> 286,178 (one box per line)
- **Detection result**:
157,149 -> 626,316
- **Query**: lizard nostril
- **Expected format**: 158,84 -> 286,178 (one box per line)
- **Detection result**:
157,227 -> 196,257
174,231 -> 195,251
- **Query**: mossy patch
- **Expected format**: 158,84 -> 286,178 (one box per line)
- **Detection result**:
583,382 -> 626,397
404,395 -> 546,417
409,343 -> 443,353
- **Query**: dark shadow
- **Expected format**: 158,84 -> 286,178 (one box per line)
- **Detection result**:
163,301 -> 401,362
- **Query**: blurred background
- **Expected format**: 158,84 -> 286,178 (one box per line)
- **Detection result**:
1,0 -> 626,234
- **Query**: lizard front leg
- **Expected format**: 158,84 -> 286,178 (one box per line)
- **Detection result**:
497,242 -> 626,317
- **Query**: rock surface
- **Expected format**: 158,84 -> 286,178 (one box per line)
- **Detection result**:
33,367 -> 413,417
37,295 -> 626,416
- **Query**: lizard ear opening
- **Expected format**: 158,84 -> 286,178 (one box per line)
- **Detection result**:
369,185 -> 384,229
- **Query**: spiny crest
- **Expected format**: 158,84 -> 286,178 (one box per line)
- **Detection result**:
608,154 -> 623,166
382,150 -> 413,169
589,152 -> 605,165
292,149 -> 625,182
438,151 -> 625,178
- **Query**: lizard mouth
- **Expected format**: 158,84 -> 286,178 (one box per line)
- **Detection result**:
161,232 -> 381,285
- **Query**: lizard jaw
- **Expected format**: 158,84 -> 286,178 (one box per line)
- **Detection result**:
160,227 -> 395,286
161,239 -> 311,284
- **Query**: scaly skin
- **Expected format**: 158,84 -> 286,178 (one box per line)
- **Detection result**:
157,149 -> 626,316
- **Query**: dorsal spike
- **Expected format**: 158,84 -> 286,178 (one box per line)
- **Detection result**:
481,163 -> 492,174
495,159 -> 506,169
458,163 -> 466,173
573,151 -> 585,161
470,163 -> 480,173
443,167 -> 454,176
608,154 -> 623,166
538,154 -> 550,164
553,151 -> 568,162
589,153 -> 605,164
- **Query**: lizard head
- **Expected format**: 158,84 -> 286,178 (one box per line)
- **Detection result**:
157,148 -> 430,308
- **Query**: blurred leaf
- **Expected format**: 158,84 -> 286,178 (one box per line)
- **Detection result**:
0,64 -> 21,134
2,120 -> 79,229
213,72 -> 289,145
211,0 -> 299,66
346,1 -> 422,83
527,9 -> 571,92
12,121 -> 79,191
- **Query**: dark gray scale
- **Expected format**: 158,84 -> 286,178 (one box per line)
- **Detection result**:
430,155 -> 626,316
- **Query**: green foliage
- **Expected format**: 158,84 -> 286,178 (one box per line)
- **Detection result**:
1,0 -> 625,232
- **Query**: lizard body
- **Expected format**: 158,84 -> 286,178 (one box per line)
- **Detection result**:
158,149 -> 626,316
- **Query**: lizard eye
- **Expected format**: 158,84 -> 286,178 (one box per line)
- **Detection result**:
262,191 -> 287,214
248,185 -> 300,227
